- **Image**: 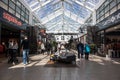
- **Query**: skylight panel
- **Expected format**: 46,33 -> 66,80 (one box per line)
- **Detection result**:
45,15 -> 62,27
87,0 -> 99,5
76,0 -> 84,3
31,2 -> 40,9
23,0 -> 101,33
25,0 -> 38,5
85,2 -> 94,8
40,0 -> 48,3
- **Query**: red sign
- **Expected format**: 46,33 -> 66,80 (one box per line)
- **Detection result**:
3,12 -> 22,26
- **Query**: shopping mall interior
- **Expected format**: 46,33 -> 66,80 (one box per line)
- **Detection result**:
0,0 -> 120,80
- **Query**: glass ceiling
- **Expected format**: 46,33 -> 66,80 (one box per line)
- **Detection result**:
24,0 -> 101,33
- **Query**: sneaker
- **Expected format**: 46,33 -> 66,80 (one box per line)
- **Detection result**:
13,62 -> 15,65
22,63 -> 27,66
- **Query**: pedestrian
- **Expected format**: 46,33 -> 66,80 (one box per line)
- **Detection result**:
37,41 -> 41,54
41,41 -> 45,55
84,42 -> 91,60
1,42 -> 7,56
8,40 -> 13,63
12,40 -> 18,64
77,42 -> 84,59
21,36 -> 30,65
45,41 -> 52,55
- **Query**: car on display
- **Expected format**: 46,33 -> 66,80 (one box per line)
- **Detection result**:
50,48 -> 76,64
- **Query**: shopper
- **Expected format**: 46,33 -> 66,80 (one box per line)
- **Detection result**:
41,41 -> 45,55
12,41 -> 18,64
45,41 -> 52,55
8,40 -> 13,63
77,42 -> 84,59
37,41 -> 41,54
21,36 -> 29,65
1,42 -> 7,56
84,43 -> 91,60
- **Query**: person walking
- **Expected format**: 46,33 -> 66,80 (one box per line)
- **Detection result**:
45,41 -> 52,55
8,40 -> 13,63
84,43 -> 91,60
21,36 -> 29,65
37,41 -> 41,54
77,42 -> 84,59
12,40 -> 18,64
41,41 -> 45,55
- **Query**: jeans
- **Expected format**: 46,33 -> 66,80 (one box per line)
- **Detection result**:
23,49 -> 29,64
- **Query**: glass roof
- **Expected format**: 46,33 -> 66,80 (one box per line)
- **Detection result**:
24,0 -> 101,33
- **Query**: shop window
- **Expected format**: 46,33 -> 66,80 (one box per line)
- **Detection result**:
100,16 -> 104,21
99,5 -> 104,12
16,6 -> 21,14
99,10 -> 104,17
25,14 -> 29,20
105,12 -> 109,18
104,0 -> 109,6
16,1 -> 21,8
2,0 -> 8,4
16,12 -> 20,18
105,5 -> 109,13
9,8 -> 15,14
110,6 -> 117,15
21,16 -> 25,21
9,0 -> 15,10
101,10 -> 104,16
25,20 -> 29,23
11,0 -> 16,2
0,1 -> 8,10
110,0 -> 116,9
118,3 -> 120,9
21,11 -> 25,17
22,5 -> 26,12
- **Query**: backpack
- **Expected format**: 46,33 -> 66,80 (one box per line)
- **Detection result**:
85,45 -> 90,53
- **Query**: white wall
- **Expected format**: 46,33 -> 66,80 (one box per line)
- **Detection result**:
55,35 -> 78,42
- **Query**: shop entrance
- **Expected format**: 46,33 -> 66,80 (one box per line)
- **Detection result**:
1,24 -> 20,57
106,25 -> 120,58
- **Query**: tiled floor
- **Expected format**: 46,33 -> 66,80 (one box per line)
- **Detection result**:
0,54 -> 120,80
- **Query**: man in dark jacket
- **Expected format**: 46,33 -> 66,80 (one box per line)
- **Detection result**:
77,42 -> 84,59
21,36 -> 29,65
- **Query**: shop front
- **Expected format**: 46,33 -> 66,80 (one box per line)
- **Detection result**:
96,9 -> 120,58
0,7 -> 26,56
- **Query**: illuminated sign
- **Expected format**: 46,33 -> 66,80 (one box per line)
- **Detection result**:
3,12 -> 22,26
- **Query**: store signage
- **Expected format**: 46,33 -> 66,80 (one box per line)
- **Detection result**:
3,12 -> 22,26
103,12 -> 120,26
97,9 -> 120,30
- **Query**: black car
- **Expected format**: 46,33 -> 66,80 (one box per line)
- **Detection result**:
50,49 -> 76,64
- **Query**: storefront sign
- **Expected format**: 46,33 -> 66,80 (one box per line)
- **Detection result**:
97,9 -> 120,30
3,12 -> 22,26
0,7 -> 24,27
